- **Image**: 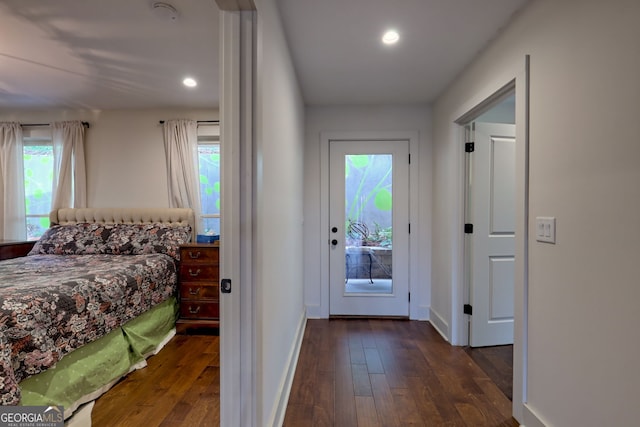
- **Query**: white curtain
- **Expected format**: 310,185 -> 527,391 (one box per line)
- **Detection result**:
163,119 -> 202,233
51,121 -> 87,209
0,122 -> 26,240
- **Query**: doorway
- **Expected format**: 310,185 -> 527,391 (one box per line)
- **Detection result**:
328,139 -> 410,316
461,94 -> 517,402
451,58 -> 529,424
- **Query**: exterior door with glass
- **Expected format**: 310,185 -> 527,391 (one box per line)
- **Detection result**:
328,139 -> 409,316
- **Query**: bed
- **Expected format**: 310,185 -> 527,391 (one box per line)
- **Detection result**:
0,207 -> 194,420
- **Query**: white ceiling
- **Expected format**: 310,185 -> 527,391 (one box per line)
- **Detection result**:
0,0 -> 529,111
0,0 -> 219,111
276,0 -> 529,105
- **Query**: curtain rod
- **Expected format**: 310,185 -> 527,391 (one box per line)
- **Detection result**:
158,120 -> 219,125
21,121 -> 90,128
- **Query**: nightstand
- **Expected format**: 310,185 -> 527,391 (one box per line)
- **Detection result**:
0,240 -> 36,261
176,243 -> 220,334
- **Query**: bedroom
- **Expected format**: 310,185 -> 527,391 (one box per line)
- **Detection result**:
0,0 -> 222,425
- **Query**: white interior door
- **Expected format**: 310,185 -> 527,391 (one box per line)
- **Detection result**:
328,139 -> 409,316
468,122 -> 516,346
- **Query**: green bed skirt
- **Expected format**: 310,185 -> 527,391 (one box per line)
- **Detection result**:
19,297 -> 178,418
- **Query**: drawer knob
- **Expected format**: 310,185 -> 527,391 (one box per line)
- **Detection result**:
188,268 -> 201,277
189,287 -> 201,295
189,306 -> 201,314
188,251 -> 201,259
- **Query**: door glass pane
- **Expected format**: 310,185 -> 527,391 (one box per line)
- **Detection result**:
344,154 -> 393,294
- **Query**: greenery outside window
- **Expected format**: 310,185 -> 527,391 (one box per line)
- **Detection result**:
23,138 -> 54,240
344,154 -> 393,248
197,130 -> 220,235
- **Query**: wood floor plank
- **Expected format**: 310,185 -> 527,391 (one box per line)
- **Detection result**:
376,345 -> 408,389
389,387 -> 428,426
364,347 -> 385,374
464,345 -> 514,400
311,370 -> 335,426
355,396 -> 381,427
472,377 -> 514,420
352,362 -> 373,396
160,365 -> 219,425
317,321 -> 336,374
404,375 -> 446,425
283,403 -> 313,427
289,326 -> 321,407
334,341 -> 358,426
350,342 -> 367,365
369,373 -> 401,427
420,376 -> 468,426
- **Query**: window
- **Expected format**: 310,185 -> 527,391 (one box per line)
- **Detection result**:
23,136 -> 53,240
197,125 -> 220,235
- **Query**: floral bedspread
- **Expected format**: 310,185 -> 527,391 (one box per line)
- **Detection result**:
0,254 -> 178,405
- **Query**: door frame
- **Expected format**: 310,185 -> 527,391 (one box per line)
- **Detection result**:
450,56 -> 530,422
319,131 -> 420,319
219,9 -> 255,427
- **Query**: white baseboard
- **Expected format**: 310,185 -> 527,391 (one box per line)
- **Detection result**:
269,309 -> 307,427
522,403 -> 548,427
305,304 -> 323,319
416,304 -> 430,320
428,307 -> 450,342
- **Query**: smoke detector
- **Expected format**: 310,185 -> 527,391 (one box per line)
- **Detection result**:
152,2 -> 179,21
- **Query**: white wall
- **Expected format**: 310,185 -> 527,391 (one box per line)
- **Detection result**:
254,0 -> 306,425
304,105 -> 432,320
0,108 -> 217,207
432,0 -> 640,425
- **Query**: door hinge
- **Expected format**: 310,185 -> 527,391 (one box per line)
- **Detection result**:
408,292 -> 411,302
464,223 -> 473,234
408,153 -> 411,164
408,223 -> 411,234
465,142 -> 475,153
463,304 -> 473,315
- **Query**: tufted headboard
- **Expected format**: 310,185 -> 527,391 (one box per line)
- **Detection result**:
50,208 -> 196,242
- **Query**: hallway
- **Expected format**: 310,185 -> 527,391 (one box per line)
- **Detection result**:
284,319 -> 517,426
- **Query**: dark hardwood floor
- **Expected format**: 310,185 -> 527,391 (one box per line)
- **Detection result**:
92,334 -> 219,427
284,319 -> 517,427
464,344 -> 513,401
90,320 -> 514,426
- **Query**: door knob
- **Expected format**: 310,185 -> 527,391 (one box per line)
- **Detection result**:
331,227 -> 338,233
331,239 -> 338,246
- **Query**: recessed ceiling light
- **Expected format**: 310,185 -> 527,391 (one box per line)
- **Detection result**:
183,77 -> 197,88
382,30 -> 400,45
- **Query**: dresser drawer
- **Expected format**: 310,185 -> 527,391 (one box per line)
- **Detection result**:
179,301 -> 219,319
177,243 -> 220,333
179,264 -> 219,281
180,283 -> 219,300
180,247 -> 219,264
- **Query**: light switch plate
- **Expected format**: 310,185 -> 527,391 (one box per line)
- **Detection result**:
536,217 -> 556,244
